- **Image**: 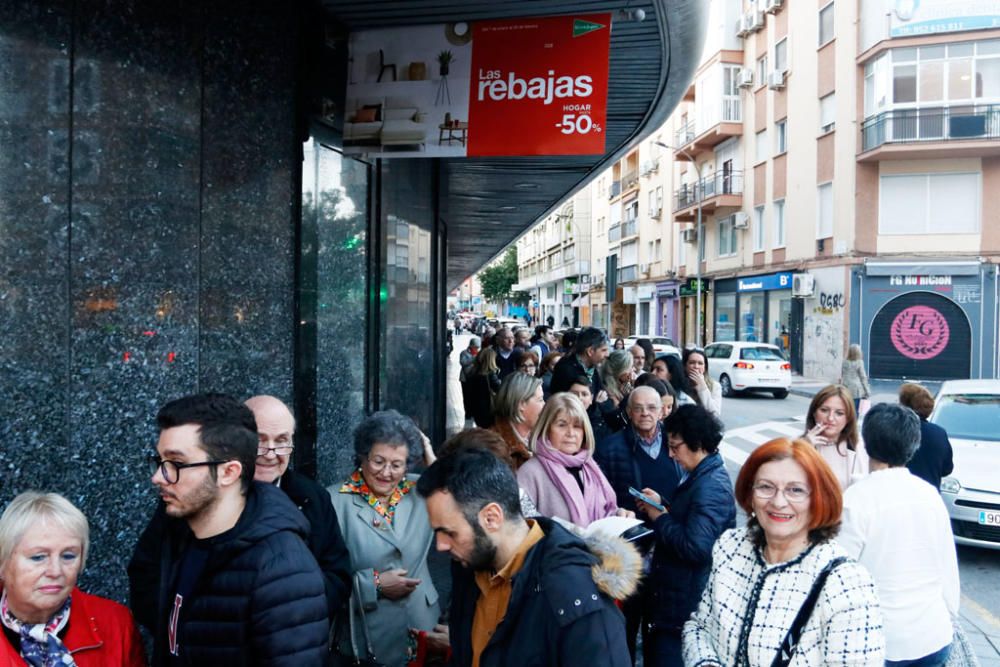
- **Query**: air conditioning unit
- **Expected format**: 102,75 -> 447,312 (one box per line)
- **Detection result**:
732,211 -> 750,229
748,10 -> 765,32
650,207 -> 662,220
682,228 -> 698,244
736,14 -> 751,36
764,0 -> 783,14
640,263 -> 651,276
792,273 -> 815,297
767,70 -> 786,90
737,68 -> 754,88
640,159 -> 659,176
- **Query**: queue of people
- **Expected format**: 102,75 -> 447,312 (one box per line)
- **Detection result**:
0,330 -> 967,667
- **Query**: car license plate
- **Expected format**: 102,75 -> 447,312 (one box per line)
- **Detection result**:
979,511 -> 1000,526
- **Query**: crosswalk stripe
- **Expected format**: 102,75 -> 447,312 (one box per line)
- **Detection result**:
720,420 -> 808,467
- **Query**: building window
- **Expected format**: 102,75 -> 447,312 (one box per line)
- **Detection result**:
757,55 -> 769,86
775,119 -> 787,154
648,190 -> 656,216
718,217 -> 738,257
775,38 -> 788,73
819,2 -> 835,46
678,229 -> 687,265
755,129 -> 768,163
817,182 -> 833,239
819,93 -> 836,133
654,239 -> 662,261
879,172 -> 980,235
753,205 -> 765,251
773,199 -> 785,247
656,186 -> 663,212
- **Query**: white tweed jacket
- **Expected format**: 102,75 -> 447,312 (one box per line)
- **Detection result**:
683,527 -> 884,667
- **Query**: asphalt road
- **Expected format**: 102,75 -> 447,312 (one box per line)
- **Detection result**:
720,392 -> 1000,637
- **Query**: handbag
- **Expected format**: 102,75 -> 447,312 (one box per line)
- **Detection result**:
334,583 -> 386,667
945,618 -> 981,667
771,557 -> 848,667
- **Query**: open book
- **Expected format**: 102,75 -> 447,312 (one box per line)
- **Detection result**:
553,515 -> 653,543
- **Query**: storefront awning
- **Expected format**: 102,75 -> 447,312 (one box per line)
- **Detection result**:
864,260 -> 981,276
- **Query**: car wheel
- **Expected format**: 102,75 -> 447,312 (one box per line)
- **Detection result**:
720,375 -> 734,397
771,389 -> 789,399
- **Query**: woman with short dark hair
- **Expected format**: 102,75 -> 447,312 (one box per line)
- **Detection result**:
684,438 -> 884,665
898,383 -> 954,490
633,405 -> 735,666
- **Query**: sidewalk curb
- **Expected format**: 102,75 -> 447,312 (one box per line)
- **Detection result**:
789,386 -> 823,399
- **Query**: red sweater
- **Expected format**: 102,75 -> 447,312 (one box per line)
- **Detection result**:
0,588 -> 145,667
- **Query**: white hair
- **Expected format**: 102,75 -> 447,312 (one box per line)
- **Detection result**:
0,491 -> 90,571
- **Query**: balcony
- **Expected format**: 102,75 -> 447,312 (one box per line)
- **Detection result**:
673,170 -> 744,221
621,218 -> 638,239
859,105 -> 1000,161
608,223 -> 621,243
617,264 -> 638,283
622,169 -> 639,192
673,101 -> 743,159
608,180 -> 622,199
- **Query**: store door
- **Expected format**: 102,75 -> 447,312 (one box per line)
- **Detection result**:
869,292 -> 971,380
789,298 -> 804,374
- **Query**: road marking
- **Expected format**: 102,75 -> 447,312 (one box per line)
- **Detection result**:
962,593 -> 1000,635
720,420 -> 807,466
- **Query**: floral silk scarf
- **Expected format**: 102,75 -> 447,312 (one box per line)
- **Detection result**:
0,588 -> 76,666
339,468 -> 414,526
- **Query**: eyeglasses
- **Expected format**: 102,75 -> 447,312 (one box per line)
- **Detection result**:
366,456 -> 406,475
519,364 -> 537,370
630,404 -> 661,415
148,454 -> 227,484
752,482 -> 811,503
257,445 -> 294,458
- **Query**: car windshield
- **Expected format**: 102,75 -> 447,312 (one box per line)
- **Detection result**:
933,394 -> 1000,442
739,346 -> 786,361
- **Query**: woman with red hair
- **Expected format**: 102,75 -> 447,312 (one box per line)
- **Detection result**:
683,438 -> 884,666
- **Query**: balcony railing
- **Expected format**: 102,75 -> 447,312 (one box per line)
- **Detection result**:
674,170 -> 744,210
861,105 -> 1000,152
674,120 -> 695,147
621,219 -> 637,239
607,180 -> 622,200
608,224 -> 621,243
723,97 -> 742,122
617,265 -> 638,283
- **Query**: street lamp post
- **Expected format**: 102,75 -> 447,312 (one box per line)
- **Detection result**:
655,141 -> 704,348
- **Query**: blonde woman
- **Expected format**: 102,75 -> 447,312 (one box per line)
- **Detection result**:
600,349 -> 636,407
491,372 -> 545,470
516,393 -> 630,527
465,347 -> 501,428
840,344 -> 871,414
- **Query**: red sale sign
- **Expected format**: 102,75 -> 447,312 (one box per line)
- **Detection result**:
466,14 -> 611,156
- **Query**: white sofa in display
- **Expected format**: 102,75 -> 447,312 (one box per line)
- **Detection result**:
344,96 -> 427,149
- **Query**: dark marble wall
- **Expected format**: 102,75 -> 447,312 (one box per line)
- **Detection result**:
0,1 -> 301,602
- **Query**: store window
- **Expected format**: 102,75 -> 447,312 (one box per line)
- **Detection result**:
715,293 -> 737,342
739,293 -> 765,342
768,291 -> 792,355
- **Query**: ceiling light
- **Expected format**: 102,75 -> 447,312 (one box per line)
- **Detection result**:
499,205 -> 518,211
514,183 -> 539,189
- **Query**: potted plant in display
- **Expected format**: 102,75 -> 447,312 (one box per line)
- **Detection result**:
437,50 -> 453,76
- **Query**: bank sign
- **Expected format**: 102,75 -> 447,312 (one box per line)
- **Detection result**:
737,272 -> 792,293
343,15 -> 610,158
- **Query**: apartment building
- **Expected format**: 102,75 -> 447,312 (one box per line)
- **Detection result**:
512,190 -> 593,328
666,0 -> 1000,381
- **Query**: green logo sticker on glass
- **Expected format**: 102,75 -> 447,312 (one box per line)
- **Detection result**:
573,19 -> 606,37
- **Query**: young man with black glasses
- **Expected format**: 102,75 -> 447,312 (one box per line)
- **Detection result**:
128,393 -> 329,666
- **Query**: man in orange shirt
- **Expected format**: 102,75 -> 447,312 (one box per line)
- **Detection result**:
418,442 -> 637,667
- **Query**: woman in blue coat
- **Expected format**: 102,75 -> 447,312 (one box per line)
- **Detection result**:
634,404 -> 736,667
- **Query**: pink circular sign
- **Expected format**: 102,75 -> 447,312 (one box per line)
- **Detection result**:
890,305 -> 950,360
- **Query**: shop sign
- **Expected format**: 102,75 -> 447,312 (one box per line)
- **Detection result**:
869,291 -> 971,380
564,278 -> 577,294
679,278 -> 710,297
737,272 -> 792,293
889,275 -> 952,286
637,284 -> 655,300
890,0 -> 1000,37
344,14 -> 610,158
658,287 -> 678,298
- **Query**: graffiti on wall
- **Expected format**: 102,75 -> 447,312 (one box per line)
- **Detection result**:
813,291 -> 846,315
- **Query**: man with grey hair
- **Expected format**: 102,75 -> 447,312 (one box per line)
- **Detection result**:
838,403 -> 960,667
244,395 -> 352,620
493,327 -> 520,379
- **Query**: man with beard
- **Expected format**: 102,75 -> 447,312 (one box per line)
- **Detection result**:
417,447 -> 635,667
127,393 -> 328,666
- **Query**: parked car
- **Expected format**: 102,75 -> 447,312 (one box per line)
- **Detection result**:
702,341 -> 791,398
624,336 -> 681,358
931,379 -> 1000,551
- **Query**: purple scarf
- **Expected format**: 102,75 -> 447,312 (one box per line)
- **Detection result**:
534,437 -> 619,527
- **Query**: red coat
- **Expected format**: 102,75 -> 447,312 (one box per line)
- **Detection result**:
0,587 -> 145,667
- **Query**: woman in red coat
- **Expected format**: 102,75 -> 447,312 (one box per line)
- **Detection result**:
0,491 -> 145,666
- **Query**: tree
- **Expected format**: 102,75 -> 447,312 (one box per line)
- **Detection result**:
478,247 -> 521,303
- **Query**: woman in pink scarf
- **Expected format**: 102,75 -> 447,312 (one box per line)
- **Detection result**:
517,393 -> 630,527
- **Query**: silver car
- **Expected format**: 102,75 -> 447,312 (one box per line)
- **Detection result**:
931,379 -> 1000,551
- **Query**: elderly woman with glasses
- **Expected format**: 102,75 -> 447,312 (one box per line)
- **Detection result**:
1,492 -> 146,666
328,410 -> 440,667
684,438 -> 884,666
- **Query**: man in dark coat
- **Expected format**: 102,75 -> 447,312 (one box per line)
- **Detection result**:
493,327 -> 521,379
128,393 -> 328,666
418,447 -> 635,667
549,326 -> 610,396
245,395 -> 352,617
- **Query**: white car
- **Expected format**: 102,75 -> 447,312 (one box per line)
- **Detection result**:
702,341 -> 791,399
931,379 -> 1000,551
624,336 -> 681,358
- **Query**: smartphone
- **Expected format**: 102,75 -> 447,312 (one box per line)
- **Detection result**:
628,486 -> 666,512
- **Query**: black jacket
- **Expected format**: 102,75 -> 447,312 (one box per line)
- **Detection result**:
907,418 -> 955,491
448,518 -> 635,667
128,482 -> 329,666
280,469 -> 352,616
594,427 -> 681,513
549,354 -> 604,398
464,373 -> 500,428
643,452 -> 735,633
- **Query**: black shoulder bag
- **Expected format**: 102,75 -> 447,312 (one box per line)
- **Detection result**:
771,556 -> 848,667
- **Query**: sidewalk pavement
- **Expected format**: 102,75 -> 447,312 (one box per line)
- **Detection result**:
790,374 -> 1000,664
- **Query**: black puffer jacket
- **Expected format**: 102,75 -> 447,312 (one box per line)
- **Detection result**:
448,517 -> 638,667
128,482 -> 329,666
